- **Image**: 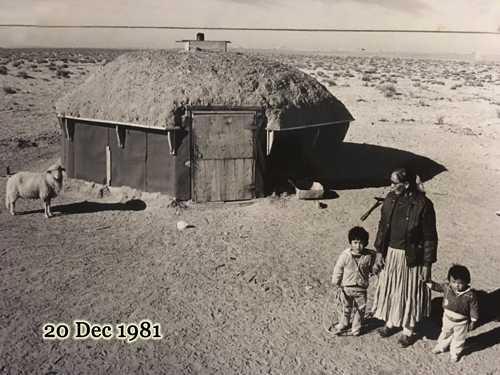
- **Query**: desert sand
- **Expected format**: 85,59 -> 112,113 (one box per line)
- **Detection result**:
1,49 -> 500,374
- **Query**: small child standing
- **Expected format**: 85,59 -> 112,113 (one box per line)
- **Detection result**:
426,264 -> 479,362
331,226 -> 375,336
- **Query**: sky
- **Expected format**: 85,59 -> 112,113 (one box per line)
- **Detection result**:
1,0 -> 500,55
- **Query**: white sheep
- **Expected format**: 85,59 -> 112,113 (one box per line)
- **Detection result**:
5,164 -> 65,219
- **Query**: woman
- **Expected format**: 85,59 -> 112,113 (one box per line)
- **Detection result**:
372,167 -> 438,348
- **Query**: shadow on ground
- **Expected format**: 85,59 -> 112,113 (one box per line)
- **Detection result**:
266,142 -> 447,194
462,288 -> 500,356
417,288 -> 500,353
311,142 -> 448,190
19,199 -> 147,216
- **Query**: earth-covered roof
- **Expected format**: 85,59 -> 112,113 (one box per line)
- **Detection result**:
56,50 -> 354,131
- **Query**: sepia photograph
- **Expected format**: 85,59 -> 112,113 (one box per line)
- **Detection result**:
1,0 -> 500,373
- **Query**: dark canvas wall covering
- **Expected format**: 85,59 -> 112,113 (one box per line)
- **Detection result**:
73,122 -> 109,185
109,128 -> 146,191
146,130 -> 191,199
146,131 -> 175,194
61,135 -> 74,178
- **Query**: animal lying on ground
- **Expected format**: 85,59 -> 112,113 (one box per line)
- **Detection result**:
5,164 -> 65,219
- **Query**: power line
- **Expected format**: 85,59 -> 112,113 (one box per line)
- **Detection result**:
0,24 -> 499,35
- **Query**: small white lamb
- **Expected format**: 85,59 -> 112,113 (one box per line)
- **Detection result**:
5,164 -> 65,219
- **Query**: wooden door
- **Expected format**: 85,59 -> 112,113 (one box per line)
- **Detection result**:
192,112 -> 255,202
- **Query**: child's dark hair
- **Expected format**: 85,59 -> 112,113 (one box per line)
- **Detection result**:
348,226 -> 369,246
447,264 -> 471,284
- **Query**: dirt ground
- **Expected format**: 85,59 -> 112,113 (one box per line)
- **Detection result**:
1,49 -> 500,375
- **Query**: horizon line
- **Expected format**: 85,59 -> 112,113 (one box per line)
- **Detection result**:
1,24 -> 499,35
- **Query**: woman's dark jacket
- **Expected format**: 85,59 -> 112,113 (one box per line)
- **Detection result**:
374,190 -> 438,267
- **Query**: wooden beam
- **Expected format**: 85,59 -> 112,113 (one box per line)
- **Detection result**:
116,125 -> 126,148
58,117 -> 74,141
167,130 -> 176,156
266,130 -> 274,155
57,115 -> 181,131
266,119 -> 353,132
188,106 -> 262,112
58,116 -> 67,139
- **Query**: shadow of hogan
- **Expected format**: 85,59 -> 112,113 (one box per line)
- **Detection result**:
308,142 -> 448,190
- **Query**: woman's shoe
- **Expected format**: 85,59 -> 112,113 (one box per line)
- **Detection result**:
398,334 -> 415,348
378,325 -> 393,338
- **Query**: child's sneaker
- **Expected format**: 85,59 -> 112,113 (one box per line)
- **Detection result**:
450,354 -> 460,362
431,347 -> 444,355
350,330 -> 361,337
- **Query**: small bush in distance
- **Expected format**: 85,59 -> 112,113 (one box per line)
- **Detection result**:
323,79 -> 337,87
16,71 -> 31,79
56,68 -> 71,78
435,116 -> 444,125
3,86 -> 16,94
378,83 -> 397,98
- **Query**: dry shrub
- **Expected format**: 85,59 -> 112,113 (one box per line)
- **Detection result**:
15,137 -> 38,148
0,65 -> 7,75
56,68 -> 71,78
378,83 -> 397,98
323,79 -> 337,87
435,116 -> 444,125
16,71 -> 31,79
384,77 -> 398,84
3,86 -> 16,94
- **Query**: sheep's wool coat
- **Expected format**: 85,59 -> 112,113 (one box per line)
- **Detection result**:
7,171 -> 62,202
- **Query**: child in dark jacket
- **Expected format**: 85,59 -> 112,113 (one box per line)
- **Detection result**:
331,226 -> 375,336
426,264 -> 479,362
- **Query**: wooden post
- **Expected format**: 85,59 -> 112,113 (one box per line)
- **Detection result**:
116,125 -> 125,148
106,146 -> 111,186
167,130 -> 176,156
266,130 -> 275,155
